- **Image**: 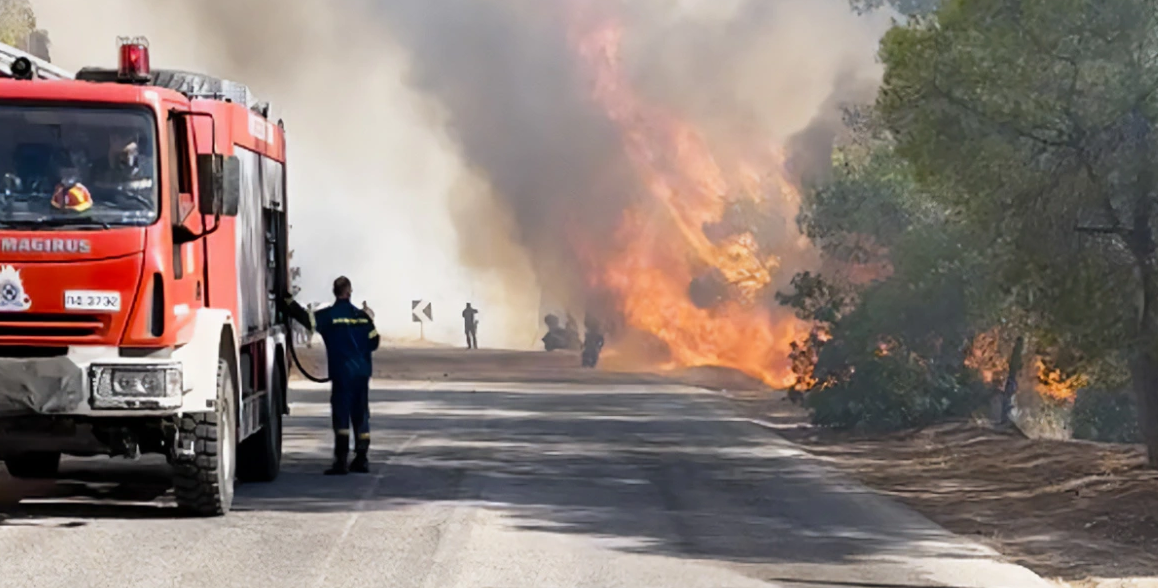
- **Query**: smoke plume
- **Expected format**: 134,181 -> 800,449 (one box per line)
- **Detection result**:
30,0 -> 544,348
372,0 -> 893,334
29,0 -> 893,353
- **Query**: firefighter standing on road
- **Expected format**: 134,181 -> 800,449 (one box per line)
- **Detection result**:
462,303 -> 479,350
283,276 -> 380,475
581,316 -> 605,368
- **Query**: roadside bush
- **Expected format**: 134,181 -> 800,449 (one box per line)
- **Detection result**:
806,353 -> 988,432
1070,388 -> 1141,444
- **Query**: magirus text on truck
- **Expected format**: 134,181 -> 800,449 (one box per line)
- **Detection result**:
0,37 -> 296,516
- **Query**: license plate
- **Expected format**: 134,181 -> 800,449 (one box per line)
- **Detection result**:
64,291 -> 121,312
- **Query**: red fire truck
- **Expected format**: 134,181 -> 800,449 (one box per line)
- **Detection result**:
0,38 -> 293,516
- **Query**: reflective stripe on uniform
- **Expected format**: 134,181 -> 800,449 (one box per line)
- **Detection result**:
336,428 -> 350,435
357,433 -> 370,440
368,329 -> 378,339
332,317 -> 370,325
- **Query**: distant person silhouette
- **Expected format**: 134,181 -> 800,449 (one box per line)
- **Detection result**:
581,316 -> 605,368
462,303 -> 479,349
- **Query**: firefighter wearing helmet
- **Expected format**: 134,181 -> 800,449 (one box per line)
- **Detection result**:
50,127 -> 148,214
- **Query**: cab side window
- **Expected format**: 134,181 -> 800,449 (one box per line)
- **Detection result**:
166,117 -> 190,279
174,117 -> 192,193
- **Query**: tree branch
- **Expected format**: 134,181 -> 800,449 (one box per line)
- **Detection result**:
1075,225 -> 1128,235
1075,149 -> 1126,233
926,73 -> 1075,149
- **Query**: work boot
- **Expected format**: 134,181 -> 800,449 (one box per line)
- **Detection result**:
350,437 -> 370,473
324,434 -> 349,476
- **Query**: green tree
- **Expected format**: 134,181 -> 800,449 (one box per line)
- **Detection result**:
0,0 -> 35,48
877,0 -> 1158,462
780,123 -> 997,431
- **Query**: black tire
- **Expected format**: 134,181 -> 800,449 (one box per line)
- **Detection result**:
4,452 -> 61,479
238,364 -> 284,483
173,357 -> 237,516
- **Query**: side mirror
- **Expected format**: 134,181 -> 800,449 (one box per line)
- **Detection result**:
196,153 -> 240,216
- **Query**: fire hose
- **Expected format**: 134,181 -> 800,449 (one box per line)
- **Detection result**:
284,313 -> 330,384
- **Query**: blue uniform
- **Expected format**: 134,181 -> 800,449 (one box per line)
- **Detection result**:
312,299 -> 380,442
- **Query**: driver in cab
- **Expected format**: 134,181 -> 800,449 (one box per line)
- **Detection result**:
49,129 -> 155,215
91,129 -> 152,194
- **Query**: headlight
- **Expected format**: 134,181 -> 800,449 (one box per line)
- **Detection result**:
90,364 -> 183,409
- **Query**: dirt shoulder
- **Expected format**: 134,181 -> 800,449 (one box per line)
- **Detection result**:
726,389 -> 1158,587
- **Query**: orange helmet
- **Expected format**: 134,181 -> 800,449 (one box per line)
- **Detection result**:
51,181 -> 93,212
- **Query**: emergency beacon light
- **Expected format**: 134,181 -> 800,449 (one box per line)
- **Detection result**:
117,36 -> 150,82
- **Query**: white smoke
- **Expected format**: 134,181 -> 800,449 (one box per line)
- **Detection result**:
29,0 -> 544,349
28,0 -> 894,353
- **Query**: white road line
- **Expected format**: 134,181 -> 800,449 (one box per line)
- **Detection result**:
311,433 -> 419,588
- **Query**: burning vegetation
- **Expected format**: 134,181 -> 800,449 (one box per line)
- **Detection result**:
567,10 -> 811,388
373,0 -> 886,388
378,0 -> 1106,432
965,330 -> 1087,404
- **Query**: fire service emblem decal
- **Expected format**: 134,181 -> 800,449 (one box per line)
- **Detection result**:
0,265 -> 32,311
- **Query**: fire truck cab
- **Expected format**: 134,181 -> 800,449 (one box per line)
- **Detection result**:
0,39 -> 292,516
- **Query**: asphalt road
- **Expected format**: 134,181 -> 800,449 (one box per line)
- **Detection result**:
0,378 -> 1053,588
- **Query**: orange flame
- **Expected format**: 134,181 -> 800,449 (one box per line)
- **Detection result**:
1035,358 -> 1084,403
965,329 -> 1005,385
569,12 -> 808,388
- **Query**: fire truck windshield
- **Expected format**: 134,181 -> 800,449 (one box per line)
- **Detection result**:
0,105 -> 157,228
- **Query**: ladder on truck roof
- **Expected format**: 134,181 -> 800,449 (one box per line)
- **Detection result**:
151,69 -> 272,118
75,67 -> 271,118
0,42 -> 73,80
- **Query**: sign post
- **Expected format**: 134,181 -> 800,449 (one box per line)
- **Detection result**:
411,299 -> 432,340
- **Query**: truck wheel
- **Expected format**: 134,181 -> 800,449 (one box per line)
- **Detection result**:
3,452 -> 61,479
173,357 -> 237,516
238,365 -> 284,483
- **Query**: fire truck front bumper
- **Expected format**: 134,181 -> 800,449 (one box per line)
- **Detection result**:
0,347 -> 186,417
